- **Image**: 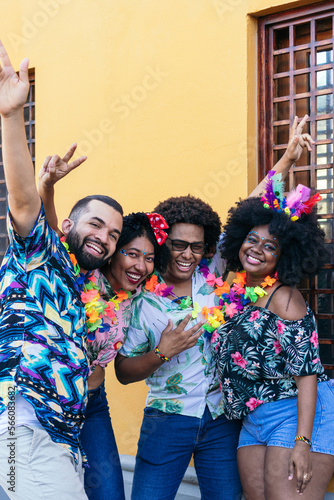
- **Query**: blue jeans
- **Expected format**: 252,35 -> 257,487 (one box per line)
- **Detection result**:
132,406 -> 242,500
80,382 -> 125,500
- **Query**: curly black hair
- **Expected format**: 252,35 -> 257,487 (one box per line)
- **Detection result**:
154,195 -> 222,247
219,197 -> 328,286
115,212 -> 170,274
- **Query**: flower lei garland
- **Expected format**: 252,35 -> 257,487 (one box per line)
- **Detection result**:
144,259 -> 277,340
61,239 -> 131,341
81,275 -> 132,342
62,240 -> 80,276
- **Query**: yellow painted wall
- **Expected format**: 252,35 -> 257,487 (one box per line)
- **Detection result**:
1,0 -> 332,490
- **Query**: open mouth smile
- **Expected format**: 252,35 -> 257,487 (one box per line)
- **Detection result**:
176,261 -> 194,272
246,254 -> 263,264
125,272 -> 143,284
85,241 -> 105,257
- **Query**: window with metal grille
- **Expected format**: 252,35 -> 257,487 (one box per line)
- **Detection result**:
0,71 -> 35,262
258,2 -> 334,377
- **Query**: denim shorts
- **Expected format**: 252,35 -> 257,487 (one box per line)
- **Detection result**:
238,380 -> 334,455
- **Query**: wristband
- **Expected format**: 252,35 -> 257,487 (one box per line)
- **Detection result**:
295,435 -> 312,447
154,347 -> 171,362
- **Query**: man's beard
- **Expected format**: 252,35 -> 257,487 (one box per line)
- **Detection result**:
66,227 -> 109,271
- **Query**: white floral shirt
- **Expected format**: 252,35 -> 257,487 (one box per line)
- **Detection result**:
120,254 -> 226,419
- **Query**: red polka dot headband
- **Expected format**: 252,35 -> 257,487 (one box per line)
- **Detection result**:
146,213 -> 169,245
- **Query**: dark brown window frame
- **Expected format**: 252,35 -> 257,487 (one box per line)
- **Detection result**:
258,2 -> 334,375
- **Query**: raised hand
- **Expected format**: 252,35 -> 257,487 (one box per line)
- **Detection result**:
0,40 -> 29,117
285,115 -> 315,164
157,314 -> 205,359
38,144 -> 87,189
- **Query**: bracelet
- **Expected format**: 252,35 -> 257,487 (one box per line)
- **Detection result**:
295,435 -> 312,447
154,347 -> 171,362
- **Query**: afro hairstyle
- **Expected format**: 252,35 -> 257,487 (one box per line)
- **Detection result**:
154,195 -> 222,248
219,197 -> 328,286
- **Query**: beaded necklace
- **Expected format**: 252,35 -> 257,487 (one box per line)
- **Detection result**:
144,261 -> 277,339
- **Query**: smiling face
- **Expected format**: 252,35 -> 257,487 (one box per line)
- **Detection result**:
107,235 -> 155,291
62,199 -> 123,271
163,223 -> 205,286
239,224 -> 280,278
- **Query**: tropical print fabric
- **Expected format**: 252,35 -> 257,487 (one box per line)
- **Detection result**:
120,254 -> 226,419
87,269 -> 140,373
214,304 -> 328,420
0,207 -> 88,463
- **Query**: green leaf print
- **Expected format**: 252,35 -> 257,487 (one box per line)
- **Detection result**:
130,299 -> 144,330
122,302 -> 132,323
148,398 -> 184,414
143,323 -> 156,350
197,283 -> 215,296
129,342 -> 149,356
143,296 -> 164,311
164,373 -> 188,394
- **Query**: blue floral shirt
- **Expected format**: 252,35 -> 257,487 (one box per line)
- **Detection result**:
0,206 -> 88,462
214,304 -> 327,420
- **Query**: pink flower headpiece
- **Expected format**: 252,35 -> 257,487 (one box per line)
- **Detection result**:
146,213 -> 169,245
261,170 -> 322,221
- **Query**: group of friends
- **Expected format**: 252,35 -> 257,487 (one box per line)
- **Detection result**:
0,40 -> 333,500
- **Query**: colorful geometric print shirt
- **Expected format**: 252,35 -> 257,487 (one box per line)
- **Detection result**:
214,304 -> 328,420
120,254 -> 226,419
0,206 -> 88,463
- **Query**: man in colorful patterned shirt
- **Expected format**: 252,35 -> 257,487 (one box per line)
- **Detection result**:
0,42 -> 123,499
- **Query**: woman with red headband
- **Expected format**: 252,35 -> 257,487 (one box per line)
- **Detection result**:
38,159 -> 171,500
80,211 -> 171,500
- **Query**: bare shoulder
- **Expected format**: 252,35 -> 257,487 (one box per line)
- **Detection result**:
269,286 -> 307,321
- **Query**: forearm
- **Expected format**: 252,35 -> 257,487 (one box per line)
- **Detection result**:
249,152 -> 293,198
87,365 -> 105,390
37,181 -> 59,233
295,374 -> 317,440
115,352 -> 164,384
2,109 -> 40,236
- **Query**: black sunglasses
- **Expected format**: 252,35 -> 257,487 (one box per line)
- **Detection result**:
167,238 -> 207,254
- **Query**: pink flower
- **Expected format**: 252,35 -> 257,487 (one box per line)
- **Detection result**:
215,277 -> 224,287
232,283 -> 245,295
273,340 -> 282,354
154,283 -> 168,296
104,302 -> 116,318
249,310 -> 261,322
312,357 -> 320,364
310,330 -> 318,348
225,302 -> 238,318
231,352 -> 247,369
211,331 -> 219,344
277,320 -> 285,335
81,289 -> 99,303
206,273 -> 217,287
246,397 -> 263,411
